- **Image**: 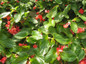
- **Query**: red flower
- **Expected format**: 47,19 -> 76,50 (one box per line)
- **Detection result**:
45,10 -> 50,13
57,56 -> 61,61
8,26 -> 21,35
0,57 -> 7,64
31,55 -> 35,58
52,17 -> 54,20
19,43 -> 27,46
77,28 -> 85,33
35,0 -> 38,2
33,44 -> 37,48
7,15 -> 11,20
1,1 -> 4,5
65,4 -> 68,6
79,8 -> 84,14
19,43 -> 23,46
35,15 -> 43,21
33,6 -> 36,10
79,57 -> 86,64
84,21 -> 86,25
36,12 -> 39,15
16,0 -> 19,3
63,22 -> 71,28
70,29 -> 74,35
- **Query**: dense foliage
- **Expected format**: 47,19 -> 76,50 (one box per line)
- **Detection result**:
0,0 -> 86,64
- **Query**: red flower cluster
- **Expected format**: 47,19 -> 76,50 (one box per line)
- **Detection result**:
16,0 -> 19,3
45,10 -> 50,13
63,22 -> 71,28
33,6 -> 36,10
1,1 -> 4,5
35,0 -> 38,2
77,28 -> 85,33
5,21 -> 21,35
36,12 -> 39,15
19,43 -> 27,46
56,45 -> 66,61
79,8 -> 84,14
84,21 -> 86,25
0,57 -> 7,64
6,15 -> 11,21
35,15 -> 45,22
31,55 -> 35,58
33,44 -> 37,48
79,57 -> 86,64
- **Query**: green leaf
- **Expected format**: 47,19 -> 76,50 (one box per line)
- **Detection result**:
14,13 -> 21,23
63,4 -> 71,19
69,44 -> 85,61
0,33 -> 16,48
45,48 -> 58,63
39,35 -> 50,56
0,12 -> 10,18
31,30 -> 43,40
78,32 -> 86,39
55,0 -> 62,4
46,5 -> 59,18
61,49 -> 76,62
81,39 -> 86,48
53,33 -> 70,44
30,56 -> 48,64
70,21 -> 78,33
79,15 -> 86,21
54,12 -> 64,23
0,19 -> 2,31
14,28 -> 30,39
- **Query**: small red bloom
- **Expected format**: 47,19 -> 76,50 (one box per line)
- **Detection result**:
79,57 -> 86,64
84,21 -> 86,25
70,29 -> 74,35
23,44 -> 27,46
19,43 -> 23,46
16,0 -> 19,3
1,1 -> 4,5
35,15 -> 43,21
79,8 -> 84,14
36,12 -> 39,15
33,6 -> 36,10
57,56 -> 61,61
33,44 -> 37,48
7,15 -> 11,20
52,17 -> 54,20
77,28 -> 85,33
65,5 -> 68,6
31,55 -> 35,58
63,22 -> 71,28
35,0 -> 38,2
0,57 -> 7,64
45,10 -> 50,13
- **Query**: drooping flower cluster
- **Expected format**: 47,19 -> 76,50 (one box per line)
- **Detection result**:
56,45 -> 66,61
77,28 -> 85,33
0,57 -> 7,64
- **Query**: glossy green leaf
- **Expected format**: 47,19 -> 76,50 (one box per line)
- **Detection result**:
0,12 -> 10,18
70,21 -> 78,33
53,33 -> 70,44
45,48 -> 58,63
32,30 -> 43,40
14,28 -> 31,39
46,5 -> 59,18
